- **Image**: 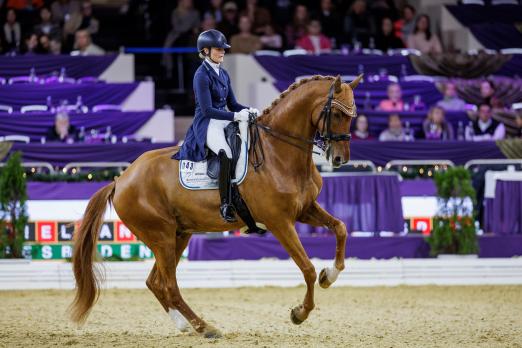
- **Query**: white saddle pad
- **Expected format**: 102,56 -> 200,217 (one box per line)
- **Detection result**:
179,128 -> 249,190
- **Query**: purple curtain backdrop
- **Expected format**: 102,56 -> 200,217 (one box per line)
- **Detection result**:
0,111 -> 154,141
0,55 -> 117,78
0,83 -> 139,109
255,54 -> 416,81
27,181 -> 110,200
187,234 -> 522,260
9,142 -> 174,167
484,180 -> 522,235
399,179 -> 436,197
274,80 -> 443,109
296,174 -> 403,234
497,55 -> 522,77
360,110 -> 468,138
5,141 -> 505,168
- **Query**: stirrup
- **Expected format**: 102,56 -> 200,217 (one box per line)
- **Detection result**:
220,203 -> 237,223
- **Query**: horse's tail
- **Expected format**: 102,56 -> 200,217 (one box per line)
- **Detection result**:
69,181 -> 115,324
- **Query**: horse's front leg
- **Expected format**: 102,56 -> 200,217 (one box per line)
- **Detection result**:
269,221 -> 317,325
299,201 -> 347,288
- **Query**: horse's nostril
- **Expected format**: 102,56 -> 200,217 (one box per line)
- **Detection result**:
334,156 -> 341,163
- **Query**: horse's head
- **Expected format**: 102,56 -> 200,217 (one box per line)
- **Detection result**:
312,75 -> 362,168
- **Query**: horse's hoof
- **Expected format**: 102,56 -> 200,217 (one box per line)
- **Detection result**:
319,268 -> 332,289
290,306 -> 304,325
202,325 -> 222,339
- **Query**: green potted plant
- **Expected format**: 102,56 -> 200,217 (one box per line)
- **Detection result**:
0,152 -> 29,258
426,166 -> 479,257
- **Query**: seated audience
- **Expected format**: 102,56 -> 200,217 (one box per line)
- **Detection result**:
437,81 -> 467,111
51,0 -> 81,25
379,114 -> 412,141
230,15 -> 261,54
73,29 -> 105,55
259,24 -> 282,50
352,115 -> 374,140
64,1 -> 100,37
241,0 -> 271,35
2,9 -> 22,53
6,0 -> 43,10
375,17 -> 403,52
34,7 -> 61,39
407,14 -> 442,54
46,111 -> 78,142
377,83 -> 404,111
465,103 -> 505,141
480,80 -> 495,106
394,4 -> 416,44
343,0 -> 374,48
204,0 -> 223,24
23,33 -> 39,55
217,1 -> 239,40
317,0 -> 342,46
285,4 -> 309,49
423,106 -> 454,140
296,19 -> 332,54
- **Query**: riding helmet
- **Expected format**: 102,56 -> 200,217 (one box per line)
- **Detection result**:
197,29 -> 231,53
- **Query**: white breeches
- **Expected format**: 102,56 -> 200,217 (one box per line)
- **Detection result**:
206,119 -> 233,159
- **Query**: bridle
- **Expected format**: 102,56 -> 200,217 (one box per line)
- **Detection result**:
249,83 -> 357,170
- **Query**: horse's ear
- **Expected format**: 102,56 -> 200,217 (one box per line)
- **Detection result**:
334,75 -> 342,93
349,74 -> 364,90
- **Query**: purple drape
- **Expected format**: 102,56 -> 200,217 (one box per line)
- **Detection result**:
274,80 -> 443,109
187,234 -> 522,260
484,180 -> 522,235
255,54 -> 415,81
0,83 -> 139,109
0,111 -> 154,141
6,141 -> 505,168
9,142 -> 174,167
399,179 -> 436,197
295,174 -> 403,234
27,181 -> 110,200
0,55 -> 117,78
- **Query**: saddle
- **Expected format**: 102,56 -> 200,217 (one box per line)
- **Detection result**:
179,122 -> 265,235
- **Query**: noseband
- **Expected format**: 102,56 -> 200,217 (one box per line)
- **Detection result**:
250,83 -> 356,169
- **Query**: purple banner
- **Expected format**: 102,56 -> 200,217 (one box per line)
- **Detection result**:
27,181 -> 110,200
188,234 -> 522,260
484,181 -> 522,235
0,83 -> 139,109
0,111 -> 154,141
0,55 -> 117,78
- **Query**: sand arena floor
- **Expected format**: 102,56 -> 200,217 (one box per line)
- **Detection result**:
1,286 -> 521,347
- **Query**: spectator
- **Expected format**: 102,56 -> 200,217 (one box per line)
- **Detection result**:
204,0 -> 223,24
200,13 -> 217,32
46,111 -> 78,143
296,19 -> 332,54
230,15 -> 261,54
34,6 -> 61,39
465,103 -> 505,141
64,1 -> 100,37
316,0 -> 341,46
242,0 -> 271,35
217,1 -> 239,40
24,33 -> 38,55
343,0 -> 375,48
423,106 -> 454,140
379,113 -> 410,141
2,9 -> 22,53
377,83 -> 404,111
436,81 -> 467,111
394,4 -> 416,44
516,114 -> 522,138
285,4 -> 309,49
352,115 -> 374,140
259,24 -> 282,50
375,17 -> 403,52
38,33 -> 51,54
480,80 -> 495,105
51,0 -> 81,25
407,14 -> 442,54
73,29 -> 105,55
49,37 -> 62,54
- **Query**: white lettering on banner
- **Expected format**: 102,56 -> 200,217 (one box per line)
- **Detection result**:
415,221 -> 428,232
42,245 -> 53,259
118,225 -> 132,239
61,245 -> 73,258
99,224 -> 112,239
139,245 -> 152,258
100,245 -> 113,257
41,225 -> 52,240
24,225 -> 30,240
121,245 -> 131,259
60,225 -> 72,240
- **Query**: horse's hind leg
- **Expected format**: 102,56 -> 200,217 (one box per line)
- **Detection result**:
299,201 -> 347,288
269,221 -> 317,325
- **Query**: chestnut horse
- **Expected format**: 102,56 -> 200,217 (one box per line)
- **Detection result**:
70,74 -> 362,338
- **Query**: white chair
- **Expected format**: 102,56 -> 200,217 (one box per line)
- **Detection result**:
92,104 -> 122,113
0,105 -> 13,113
402,75 -> 435,83
0,77 -> 6,85
254,50 -> 282,57
8,76 -> 41,84
511,102 -> 522,110
283,49 -> 307,57
461,0 -> 485,4
387,48 -> 421,56
500,48 -> 522,55
468,48 -> 497,55
492,0 -> 518,4
362,48 -> 384,55
3,135 -> 30,143
20,105 -> 49,113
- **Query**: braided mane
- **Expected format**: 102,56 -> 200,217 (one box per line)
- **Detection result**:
261,75 -> 335,115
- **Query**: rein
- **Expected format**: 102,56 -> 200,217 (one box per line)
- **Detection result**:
249,84 -> 357,170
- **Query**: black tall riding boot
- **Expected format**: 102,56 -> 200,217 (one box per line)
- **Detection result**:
218,150 -> 237,223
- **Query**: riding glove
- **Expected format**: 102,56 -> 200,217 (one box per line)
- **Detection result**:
234,108 -> 250,122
